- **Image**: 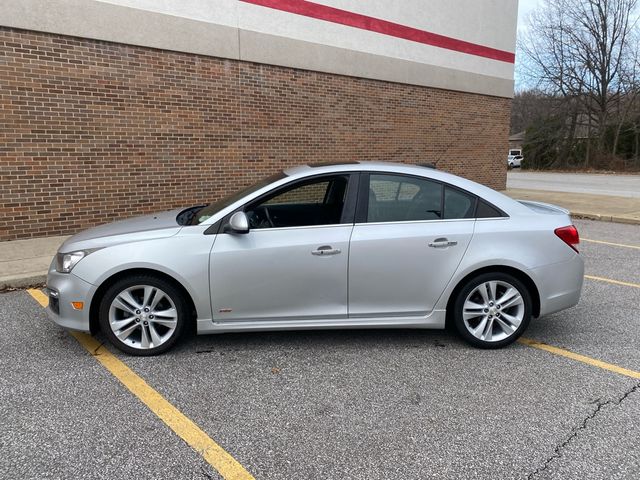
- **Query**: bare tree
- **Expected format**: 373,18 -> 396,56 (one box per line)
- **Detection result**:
518,0 -> 639,168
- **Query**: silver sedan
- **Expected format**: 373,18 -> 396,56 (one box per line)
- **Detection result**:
45,162 -> 584,355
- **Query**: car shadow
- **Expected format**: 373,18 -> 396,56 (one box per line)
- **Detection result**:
172,327 -> 468,356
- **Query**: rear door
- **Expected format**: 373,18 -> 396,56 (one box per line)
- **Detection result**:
348,173 -> 476,318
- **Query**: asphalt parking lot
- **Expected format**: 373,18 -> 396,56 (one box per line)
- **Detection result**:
1,219 -> 639,480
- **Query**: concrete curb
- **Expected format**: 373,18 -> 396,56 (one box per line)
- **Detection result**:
0,273 -> 47,291
571,212 -> 640,225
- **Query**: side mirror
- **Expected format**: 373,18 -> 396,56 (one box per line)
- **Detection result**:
226,211 -> 249,234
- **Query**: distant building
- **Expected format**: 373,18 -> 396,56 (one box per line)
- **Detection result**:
509,131 -> 526,151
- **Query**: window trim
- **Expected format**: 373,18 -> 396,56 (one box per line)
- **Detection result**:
355,171 -> 507,224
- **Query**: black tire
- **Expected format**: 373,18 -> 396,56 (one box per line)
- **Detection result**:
98,274 -> 188,356
453,272 -> 532,349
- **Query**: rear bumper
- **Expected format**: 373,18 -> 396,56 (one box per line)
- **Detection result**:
531,254 -> 584,316
45,260 -> 95,332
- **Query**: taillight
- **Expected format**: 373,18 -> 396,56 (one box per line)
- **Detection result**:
555,225 -> 580,253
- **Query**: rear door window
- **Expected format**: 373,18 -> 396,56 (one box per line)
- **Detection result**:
367,174 -> 443,222
444,187 -> 476,219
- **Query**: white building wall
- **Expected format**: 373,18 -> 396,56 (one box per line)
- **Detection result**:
0,0 -> 518,97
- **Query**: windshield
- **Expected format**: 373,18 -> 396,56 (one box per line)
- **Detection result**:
190,171 -> 287,225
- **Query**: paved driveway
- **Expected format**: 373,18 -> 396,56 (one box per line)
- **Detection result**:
507,171 -> 640,198
2,219 -> 639,479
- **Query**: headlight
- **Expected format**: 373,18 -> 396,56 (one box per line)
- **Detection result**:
55,249 -> 100,273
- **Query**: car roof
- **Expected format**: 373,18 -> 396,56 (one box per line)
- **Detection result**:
284,161 -> 523,215
285,161 -> 435,176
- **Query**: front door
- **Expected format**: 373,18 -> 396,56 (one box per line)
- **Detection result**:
210,173 -> 355,322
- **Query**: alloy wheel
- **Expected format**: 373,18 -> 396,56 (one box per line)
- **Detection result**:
108,285 -> 178,350
462,280 -> 525,342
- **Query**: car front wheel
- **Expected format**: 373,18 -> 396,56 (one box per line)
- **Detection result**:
98,274 -> 187,355
453,272 -> 532,348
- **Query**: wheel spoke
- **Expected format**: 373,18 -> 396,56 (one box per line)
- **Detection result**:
496,288 -> 518,306
494,316 -> 516,334
142,286 -> 157,309
113,296 -> 137,315
148,289 -> 165,311
501,294 -> 524,310
115,322 -> 139,341
465,299 -> 487,310
482,317 -> 494,341
471,316 -> 489,339
153,307 -> 177,319
148,323 -> 162,347
140,324 -> 151,348
111,317 -> 136,331
463,310 -> 483,321
151,318 -> 177,328
463,300 -> 485,320
118,290 -> 141,311
487,281 -> 498,303
500,311 -> 522,329
477,284 -> 490,306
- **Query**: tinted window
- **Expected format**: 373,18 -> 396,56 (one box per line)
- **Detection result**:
191,172 -> 287,225
367,174 -> 442,222
246,175 -> 348,229
264,181 -> 328,205
476,199 -> 505,218
444,187 -> 476,219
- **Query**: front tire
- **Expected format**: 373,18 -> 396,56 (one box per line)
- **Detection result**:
98,274 -> 187,356
453,272 -> 532,349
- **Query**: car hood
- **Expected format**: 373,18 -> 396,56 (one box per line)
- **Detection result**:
59,208 -> 184,252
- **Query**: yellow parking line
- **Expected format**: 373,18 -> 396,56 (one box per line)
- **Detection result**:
519,337 -> 640,380
26,289 -> 255,480
584,275 -> 640,289
582,238 -> 640,250
28,288 -> 50,307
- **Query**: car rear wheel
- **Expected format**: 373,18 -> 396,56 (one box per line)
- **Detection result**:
98,274 -> 187,356
453,272 -> 532,348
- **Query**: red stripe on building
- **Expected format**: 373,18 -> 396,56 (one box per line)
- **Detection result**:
240,0 -> 515,64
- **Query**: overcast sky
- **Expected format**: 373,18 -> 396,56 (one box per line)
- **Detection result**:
517,0 -> 540,32
515,0 -> 541,89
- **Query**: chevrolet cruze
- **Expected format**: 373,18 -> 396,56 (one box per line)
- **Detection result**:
45,162 -> 584,355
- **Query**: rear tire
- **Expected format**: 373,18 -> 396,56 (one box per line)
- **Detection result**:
98,274 -> 187,356
453,272 -> 532,349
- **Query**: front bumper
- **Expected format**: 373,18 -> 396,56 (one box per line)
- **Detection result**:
45,260 -> 95,332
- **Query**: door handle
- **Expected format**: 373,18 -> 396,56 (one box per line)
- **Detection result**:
428,238 -> 458,248
311,245 -> 341,256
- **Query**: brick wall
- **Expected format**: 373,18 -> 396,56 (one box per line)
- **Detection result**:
0,27 -> 511,241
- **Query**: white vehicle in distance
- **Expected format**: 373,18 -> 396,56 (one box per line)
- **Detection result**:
45,161 -> 583,355
508,155 -> 523,168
